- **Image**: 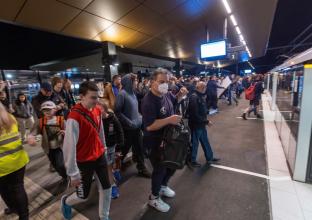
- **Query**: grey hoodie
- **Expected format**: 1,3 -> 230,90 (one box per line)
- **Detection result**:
115,74 -> 142,130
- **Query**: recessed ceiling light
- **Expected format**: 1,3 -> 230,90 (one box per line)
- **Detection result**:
239,34 -> 244,42
230,15 -> 237,26
235,26 -> 241,35
222,0 -> 232,14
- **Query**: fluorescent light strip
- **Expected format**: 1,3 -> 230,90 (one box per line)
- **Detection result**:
235,26 -> 241,35
221,0 -> 253,58
222,0 -> 232,14
239,34 -> 244,42
230,14 -> 237,26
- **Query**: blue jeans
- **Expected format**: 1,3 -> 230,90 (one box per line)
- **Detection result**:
106,146 -> 116,165
191,127 -> 213,162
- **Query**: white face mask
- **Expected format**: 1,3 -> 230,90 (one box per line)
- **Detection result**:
158,83 -> 169,95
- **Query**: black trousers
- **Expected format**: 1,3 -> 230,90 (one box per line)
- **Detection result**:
0,166 -> 29,220
145,137 -> 176,197
122,128 -> 146,171
48,148 -> 67,179
76,154 -> 111,199
207,93 -> 218,110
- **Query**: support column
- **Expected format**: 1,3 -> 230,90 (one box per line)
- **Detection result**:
271,72 -> 278,110
102,42 -> 117,82
293,64 -> 312,182
266,73 -> 270,90
174,59 -> 181,77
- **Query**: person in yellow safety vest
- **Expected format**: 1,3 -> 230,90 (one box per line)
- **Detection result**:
0,102 -> 29,220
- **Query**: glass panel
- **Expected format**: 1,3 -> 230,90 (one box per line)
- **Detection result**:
275,66 -> 304,173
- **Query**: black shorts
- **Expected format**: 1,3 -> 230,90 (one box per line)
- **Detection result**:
76,154 -> 111,199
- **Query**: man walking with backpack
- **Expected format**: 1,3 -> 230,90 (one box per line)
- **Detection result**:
242,75 -> 264,120
61,81 -> 112,220
141,68 -> 188,212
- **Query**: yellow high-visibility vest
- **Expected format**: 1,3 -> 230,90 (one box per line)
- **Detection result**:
0,116 -> 29,177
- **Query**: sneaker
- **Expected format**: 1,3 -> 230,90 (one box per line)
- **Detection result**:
208,158 -> 220,164
160,186 -> 176,198
209,109 -> 218,115
148,196 -> 170,212
61,195 -> 72,220
242,113 -> 247,120
138,169 -> 152,178
113,170 -> 122,183
190,161 -> 201,167
111,185 -> 120,199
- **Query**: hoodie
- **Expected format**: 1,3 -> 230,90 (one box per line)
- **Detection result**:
115,74 -> 142,130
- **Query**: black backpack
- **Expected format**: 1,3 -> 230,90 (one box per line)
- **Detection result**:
160,119 -> 191,170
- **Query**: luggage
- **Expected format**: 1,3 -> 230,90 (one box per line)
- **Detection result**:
160,120 -> 190,170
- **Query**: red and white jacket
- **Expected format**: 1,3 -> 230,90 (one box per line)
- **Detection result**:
63,103 -> 106,180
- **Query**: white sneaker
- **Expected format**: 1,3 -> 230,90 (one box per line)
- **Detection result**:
160,186 -> 176,198
148,196 -> 170,212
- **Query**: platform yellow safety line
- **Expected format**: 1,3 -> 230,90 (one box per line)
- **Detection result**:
304,64 -> 312,68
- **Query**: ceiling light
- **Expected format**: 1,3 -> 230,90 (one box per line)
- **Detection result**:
5,73 -> 13,79
235,26 -> 241,35
222,0 -> 232,14
106,26 -> 117,37
239,34 -> 244,42
230,15 -> 237,26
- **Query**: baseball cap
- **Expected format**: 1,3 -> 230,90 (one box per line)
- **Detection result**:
40,82 -> 52,92
40,101 -> 56,110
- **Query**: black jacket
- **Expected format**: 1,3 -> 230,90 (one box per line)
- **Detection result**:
253,81 -> 264,101
31,92 -> 51,118
188,91 -> 209,130
103,111 -> 124,148
206,80 -> 223,96
51,90 -> 68,116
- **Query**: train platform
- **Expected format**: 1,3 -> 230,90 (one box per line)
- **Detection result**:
1,92 -> 311,220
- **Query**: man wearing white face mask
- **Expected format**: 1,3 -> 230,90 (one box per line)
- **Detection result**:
141,68 -> 188,212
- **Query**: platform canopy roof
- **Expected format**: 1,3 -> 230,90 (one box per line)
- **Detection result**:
0,0 -> 278,68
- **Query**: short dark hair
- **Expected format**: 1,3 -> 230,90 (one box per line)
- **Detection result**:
79,81 -> 99,95
151,68 -> 168,81
112,74 -> 121,82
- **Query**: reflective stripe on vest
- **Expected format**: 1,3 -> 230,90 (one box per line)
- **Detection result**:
0,145 -> 23,158
0,135 -> 20,146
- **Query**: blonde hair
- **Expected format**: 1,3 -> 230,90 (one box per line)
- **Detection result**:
0,102 -> 15,135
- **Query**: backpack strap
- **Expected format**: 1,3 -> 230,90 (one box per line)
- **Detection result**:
72,109 -> 99,133
56,116 -> 65,130
39,117 -> 47,134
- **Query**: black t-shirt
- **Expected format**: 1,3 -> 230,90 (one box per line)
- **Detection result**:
141,91 -> 176,139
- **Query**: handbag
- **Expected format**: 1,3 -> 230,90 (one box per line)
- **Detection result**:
160,118 -> 191,170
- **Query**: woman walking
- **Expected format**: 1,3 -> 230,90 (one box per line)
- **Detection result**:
0,102 -> 29,219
